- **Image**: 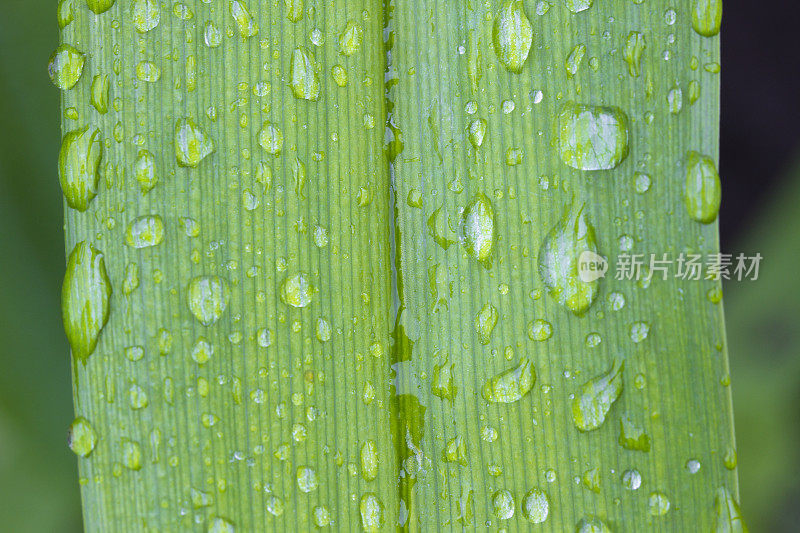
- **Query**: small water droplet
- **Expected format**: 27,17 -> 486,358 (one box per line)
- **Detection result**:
492,489 -> 515,520
684,150 -> 721,223
122,438 -> 143,470
482,358 -> 536,403
621,469 -> 642,490
68,417 -> 97,457
360,493 -> 385,532
559,101 -> 629,171
258,122 -> 284,155
187,275 -> 230,326
280,272 -> 317,308
175,118 -> 215,167
461,192 -> 496,267
528,318 -> 553,341
361,440 -> 378,481
475,303 -> 499,345
339,20 -> 363,56
566,0 -> 593,14
125,215 -> 164,249
576,516 -> 611,533
648,491 -> 671,516
290,47 -> 320,101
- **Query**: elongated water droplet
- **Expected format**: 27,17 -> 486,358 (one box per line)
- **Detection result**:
208,517 -> 235,533
187,276 -> 230,326
572,358 -> 624,431
175,118 -> 215,167
684,151 -> 721,223
280,272 -> 316,308
360,440 -> 378,481
482,358 -> 535,403
360,493 -> 385,532
538,202 -> 599,314
132,0 -> 160,33
462,192 -> 496,267
58,127 -> 103,212
134,150 -> 158,193
432,356 -> 457,401
257,122 -> 284,155
125,215 -> 164,248
122,438 -> 143,470
467,118 -> 487,149
692,0 -> 722,37
339,20 -> 363,56
86,0 -> 115,15
522,488 -> 549,523
90,74 -> 109,114
285,0 -> 304,22
58,0 -> 75,29
68,417 -> 97,457
566,0 -> 593,13
468,30 -> 482,92
714,487 -> 748,532
442,435 -> 467,465
493,1 -> 533,73
290,47 -> 320,101
48,44 -> 85,90
565,44 -> 586,77
428,205 -> 459,250
62,242 -> 112,362
475,303 -> 498,345
576,516 -> 611,533
229,1 -> 258,37
623,31 -> 646,77
559,101 -> 629,170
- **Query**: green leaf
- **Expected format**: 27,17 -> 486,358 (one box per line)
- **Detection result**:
53,0 -> 741,530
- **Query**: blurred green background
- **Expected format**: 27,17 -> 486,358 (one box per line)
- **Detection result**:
0,0 -> 797,531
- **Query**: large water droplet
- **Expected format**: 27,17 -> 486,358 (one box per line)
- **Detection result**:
684,150 -> 721,223
62,241 -> 112,362
360,493 -> 385,532
296,465 -> 318,492
492,489 -> 515,520
90,74 -> 109,114
538,201 -> 600,315
559,101 -> 629,170
692,0 -> 722,37
290,47 -> 320,101
482,358 -> 536,403
571,358 -> 624,431
175,118 -> 215,167
86,0 -> 115,15
134,150 -> 158,193
58,127 -> 103,212
360,440 -> 378,481
57,0 -> 75,29
187,276 -> 230,326
68,416 -> 97,457
280,272 -> 316,308
208,516 -> 235,533
230,1 -> 259,37
714,487 -> 748,532
258,122 -> 284,155
133,0 -> 160,33
125,215 -> 164,248
648,491 -> 671,516
522,488 -> 549,523
462,192 -> 496,267
339,20 -> 363,56
48,44 -> 85,90
493,1 -> 533,73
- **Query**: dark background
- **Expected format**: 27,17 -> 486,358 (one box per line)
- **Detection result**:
1,0 -> 798,530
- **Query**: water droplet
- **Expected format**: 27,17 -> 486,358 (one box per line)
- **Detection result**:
280,273 -> 316,308
482,358 -> 536,403
493,1 -> 533,73
686,459 -> 701,473
475,303 -> 498,345
361,440 -> 378,481
565,44 -> 586,77
204,22 -> 223,47
135,60 -> 161,82
360,493 -> 385,532
125,215 -> 164,248
58,127 -> 103,211
559,101 -> 629,170
57,0 -> 75,29
313,506 -> 331,527
62,241 -> 112,362
527,318 -> 553,341
124,345 -> 144,362
187,275 -> 230,326
175,118 -> 215,167
576,516 -> 611,533
621,469 -> 642,490
432,356 -> 457,401
723,447 -> 737,469
290,47 -> 320,101
87,0 -> 115,15
538,201 -> 599,315
714,487 -> 748,532
134,150 -> 158,193
258,122 -> 284,155
128,384 -> 149,409
208,516 -> 235,533
684,150 -> 721,223
648,491 -> 671,516
667,86 -> 683,114
339,20 -> 363,56
468,118 -> 487,149
90,74 -> 109,114
191,337 -> 213,365
488,489 -> 514,520
133,0 -> 160,33
265,495 -> 284,516
461,192 -> 496,267
623,31 -> 646,77
428,205 -> 459,250
296,465 -> 318,492
629,321 -> 650,343
521,488 -> 549,523
331,64 -> 348,87
68,417 -> 97,457
692,0 -> 722,37
634,172 -> 651,193
619,414 -> 651,451
285,0 -> 304,22
191,488 -> 214,509
122,438 -> 142,470
571,358 -> 624,431
229,1 -> 259,37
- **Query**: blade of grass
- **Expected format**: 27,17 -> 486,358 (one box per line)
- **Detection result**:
389,0 -> 738,529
